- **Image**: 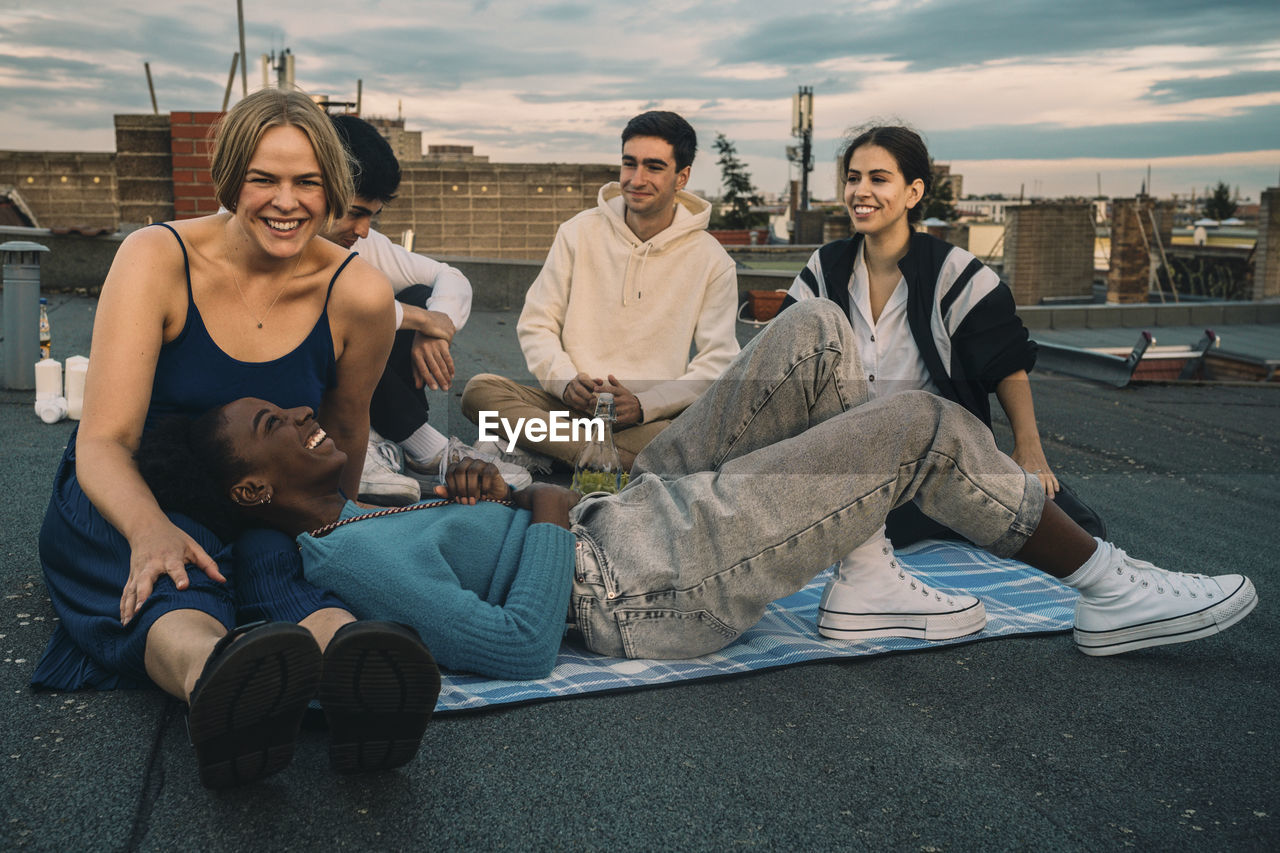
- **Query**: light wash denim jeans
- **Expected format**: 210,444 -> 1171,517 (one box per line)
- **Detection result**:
568,300 -> 1044,660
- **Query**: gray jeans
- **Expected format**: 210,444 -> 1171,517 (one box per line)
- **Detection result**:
568,300 -> 1044,660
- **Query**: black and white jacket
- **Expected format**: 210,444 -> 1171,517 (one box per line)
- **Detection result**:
782,232 -> 1036,428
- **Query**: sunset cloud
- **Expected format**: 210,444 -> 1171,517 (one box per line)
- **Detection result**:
2,0 -> 1277,198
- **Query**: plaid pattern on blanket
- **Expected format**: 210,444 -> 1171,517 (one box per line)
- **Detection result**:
435,541 -> 1078,714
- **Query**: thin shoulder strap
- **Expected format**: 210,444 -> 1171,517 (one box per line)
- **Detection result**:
152,222 -> 193,298
323,252 -> 360,310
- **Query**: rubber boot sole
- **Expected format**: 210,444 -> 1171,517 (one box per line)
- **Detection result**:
319,621 -> 441,774
187,622 -> 322,790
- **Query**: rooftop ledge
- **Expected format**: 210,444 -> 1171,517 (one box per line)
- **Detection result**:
3,226 -> 1276,328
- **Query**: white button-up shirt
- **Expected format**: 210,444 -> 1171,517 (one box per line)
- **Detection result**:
847,243 -> 938,400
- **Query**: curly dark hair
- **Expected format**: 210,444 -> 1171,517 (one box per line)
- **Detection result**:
134,407 -> 253,542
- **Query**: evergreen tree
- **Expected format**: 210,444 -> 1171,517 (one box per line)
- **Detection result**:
921,162 -> 957,222
712,133 -> 763,229
1203,181 -> 1237,221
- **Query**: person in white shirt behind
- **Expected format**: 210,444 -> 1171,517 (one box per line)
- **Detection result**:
325,115 -> 528,504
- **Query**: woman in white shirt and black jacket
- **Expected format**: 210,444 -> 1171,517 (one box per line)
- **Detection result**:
781,124 -> 1104,643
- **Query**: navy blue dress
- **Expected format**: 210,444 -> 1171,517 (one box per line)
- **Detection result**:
33,223 -> 352,690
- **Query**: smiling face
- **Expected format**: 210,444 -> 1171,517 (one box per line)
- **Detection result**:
321,195 -> 384,249
620,135 -> 689,222
217,398 -> 345,508
843,144 -> 924,239
233,125 -> 329,259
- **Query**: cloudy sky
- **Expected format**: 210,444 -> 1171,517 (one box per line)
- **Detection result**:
3,0 -> 1279,200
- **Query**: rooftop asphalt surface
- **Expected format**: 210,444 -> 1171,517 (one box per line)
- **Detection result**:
2,292 -> 1278,852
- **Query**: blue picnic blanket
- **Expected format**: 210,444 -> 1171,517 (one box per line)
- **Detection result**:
435,541 -> 1078,714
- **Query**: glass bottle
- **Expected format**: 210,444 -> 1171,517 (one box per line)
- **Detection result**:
38,297 -> 51,360
571,392 -> 627,495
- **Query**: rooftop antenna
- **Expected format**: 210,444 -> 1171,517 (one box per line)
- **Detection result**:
1096,172 -> 1102,198
143,61 -> 158,114
236,0 -> 248,96
261,49 -> 295,88
356,79 -> 363,115
790,85 -> 814,211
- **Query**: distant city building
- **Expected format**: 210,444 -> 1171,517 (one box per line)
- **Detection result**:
955,198 -> 1030,223
363,116 -> 424,163
932,163 -> 963,204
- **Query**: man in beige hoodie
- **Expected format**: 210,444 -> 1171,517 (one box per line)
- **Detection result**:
461,111 -> 740,470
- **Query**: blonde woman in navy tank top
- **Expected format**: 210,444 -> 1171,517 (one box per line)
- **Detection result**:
34,88 -> 440,788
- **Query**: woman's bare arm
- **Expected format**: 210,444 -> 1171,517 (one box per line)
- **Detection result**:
76,227 -> 224,622
320,256 -> 396,498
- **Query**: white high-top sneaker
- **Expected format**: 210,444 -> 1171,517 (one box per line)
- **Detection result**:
817,527 -> 987,641
357,433 -> 421,507
1072,543 -> 1258,656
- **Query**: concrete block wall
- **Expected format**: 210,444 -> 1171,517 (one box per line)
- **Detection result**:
168,112 -> 222,220
0,151 -> 117,230
1254,187 -> 1280,300
0,225 -> 124,292
1002,203 -> 1094,305
379,162 -> 616,260
114,114 -> 173,227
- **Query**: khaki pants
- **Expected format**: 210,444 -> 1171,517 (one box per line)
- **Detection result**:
461,374 -> 672,466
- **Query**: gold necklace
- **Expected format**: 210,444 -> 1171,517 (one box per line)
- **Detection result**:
226,247 -> 306,329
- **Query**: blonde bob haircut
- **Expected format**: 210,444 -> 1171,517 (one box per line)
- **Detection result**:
210,87 -> 354,226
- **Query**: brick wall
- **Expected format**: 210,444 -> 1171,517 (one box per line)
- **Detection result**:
924,222 -> 969,252
3,114 -> 640,262
1107,197 -> 1156,304
0,151 -> 117,230
378,162 -> 616,260
1254,187 -> 1280,300
1002,203 -> 1095,305
114,114 -> 173,227
168,112 -> 222,219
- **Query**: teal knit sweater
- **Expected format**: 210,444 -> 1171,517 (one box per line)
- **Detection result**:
298,500 -> 577,680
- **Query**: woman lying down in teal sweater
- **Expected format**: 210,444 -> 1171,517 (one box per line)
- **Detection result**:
136,302 -> 1256,683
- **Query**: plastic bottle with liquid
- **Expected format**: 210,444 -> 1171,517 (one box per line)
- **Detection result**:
571,392 -> 628,496
38,298 -> 51,360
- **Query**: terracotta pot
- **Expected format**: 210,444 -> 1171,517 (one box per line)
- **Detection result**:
747,289 -> 786,321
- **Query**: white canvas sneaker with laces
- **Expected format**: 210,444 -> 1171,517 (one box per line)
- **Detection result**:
407,436 -> 534,492
471,439 -> 555,475
817,527 -> 988,641
357,433 -> 421,506
1072,544 -> 1258,656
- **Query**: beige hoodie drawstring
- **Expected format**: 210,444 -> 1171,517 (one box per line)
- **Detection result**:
635,242 -> 652,301
622,241 -> 653,306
